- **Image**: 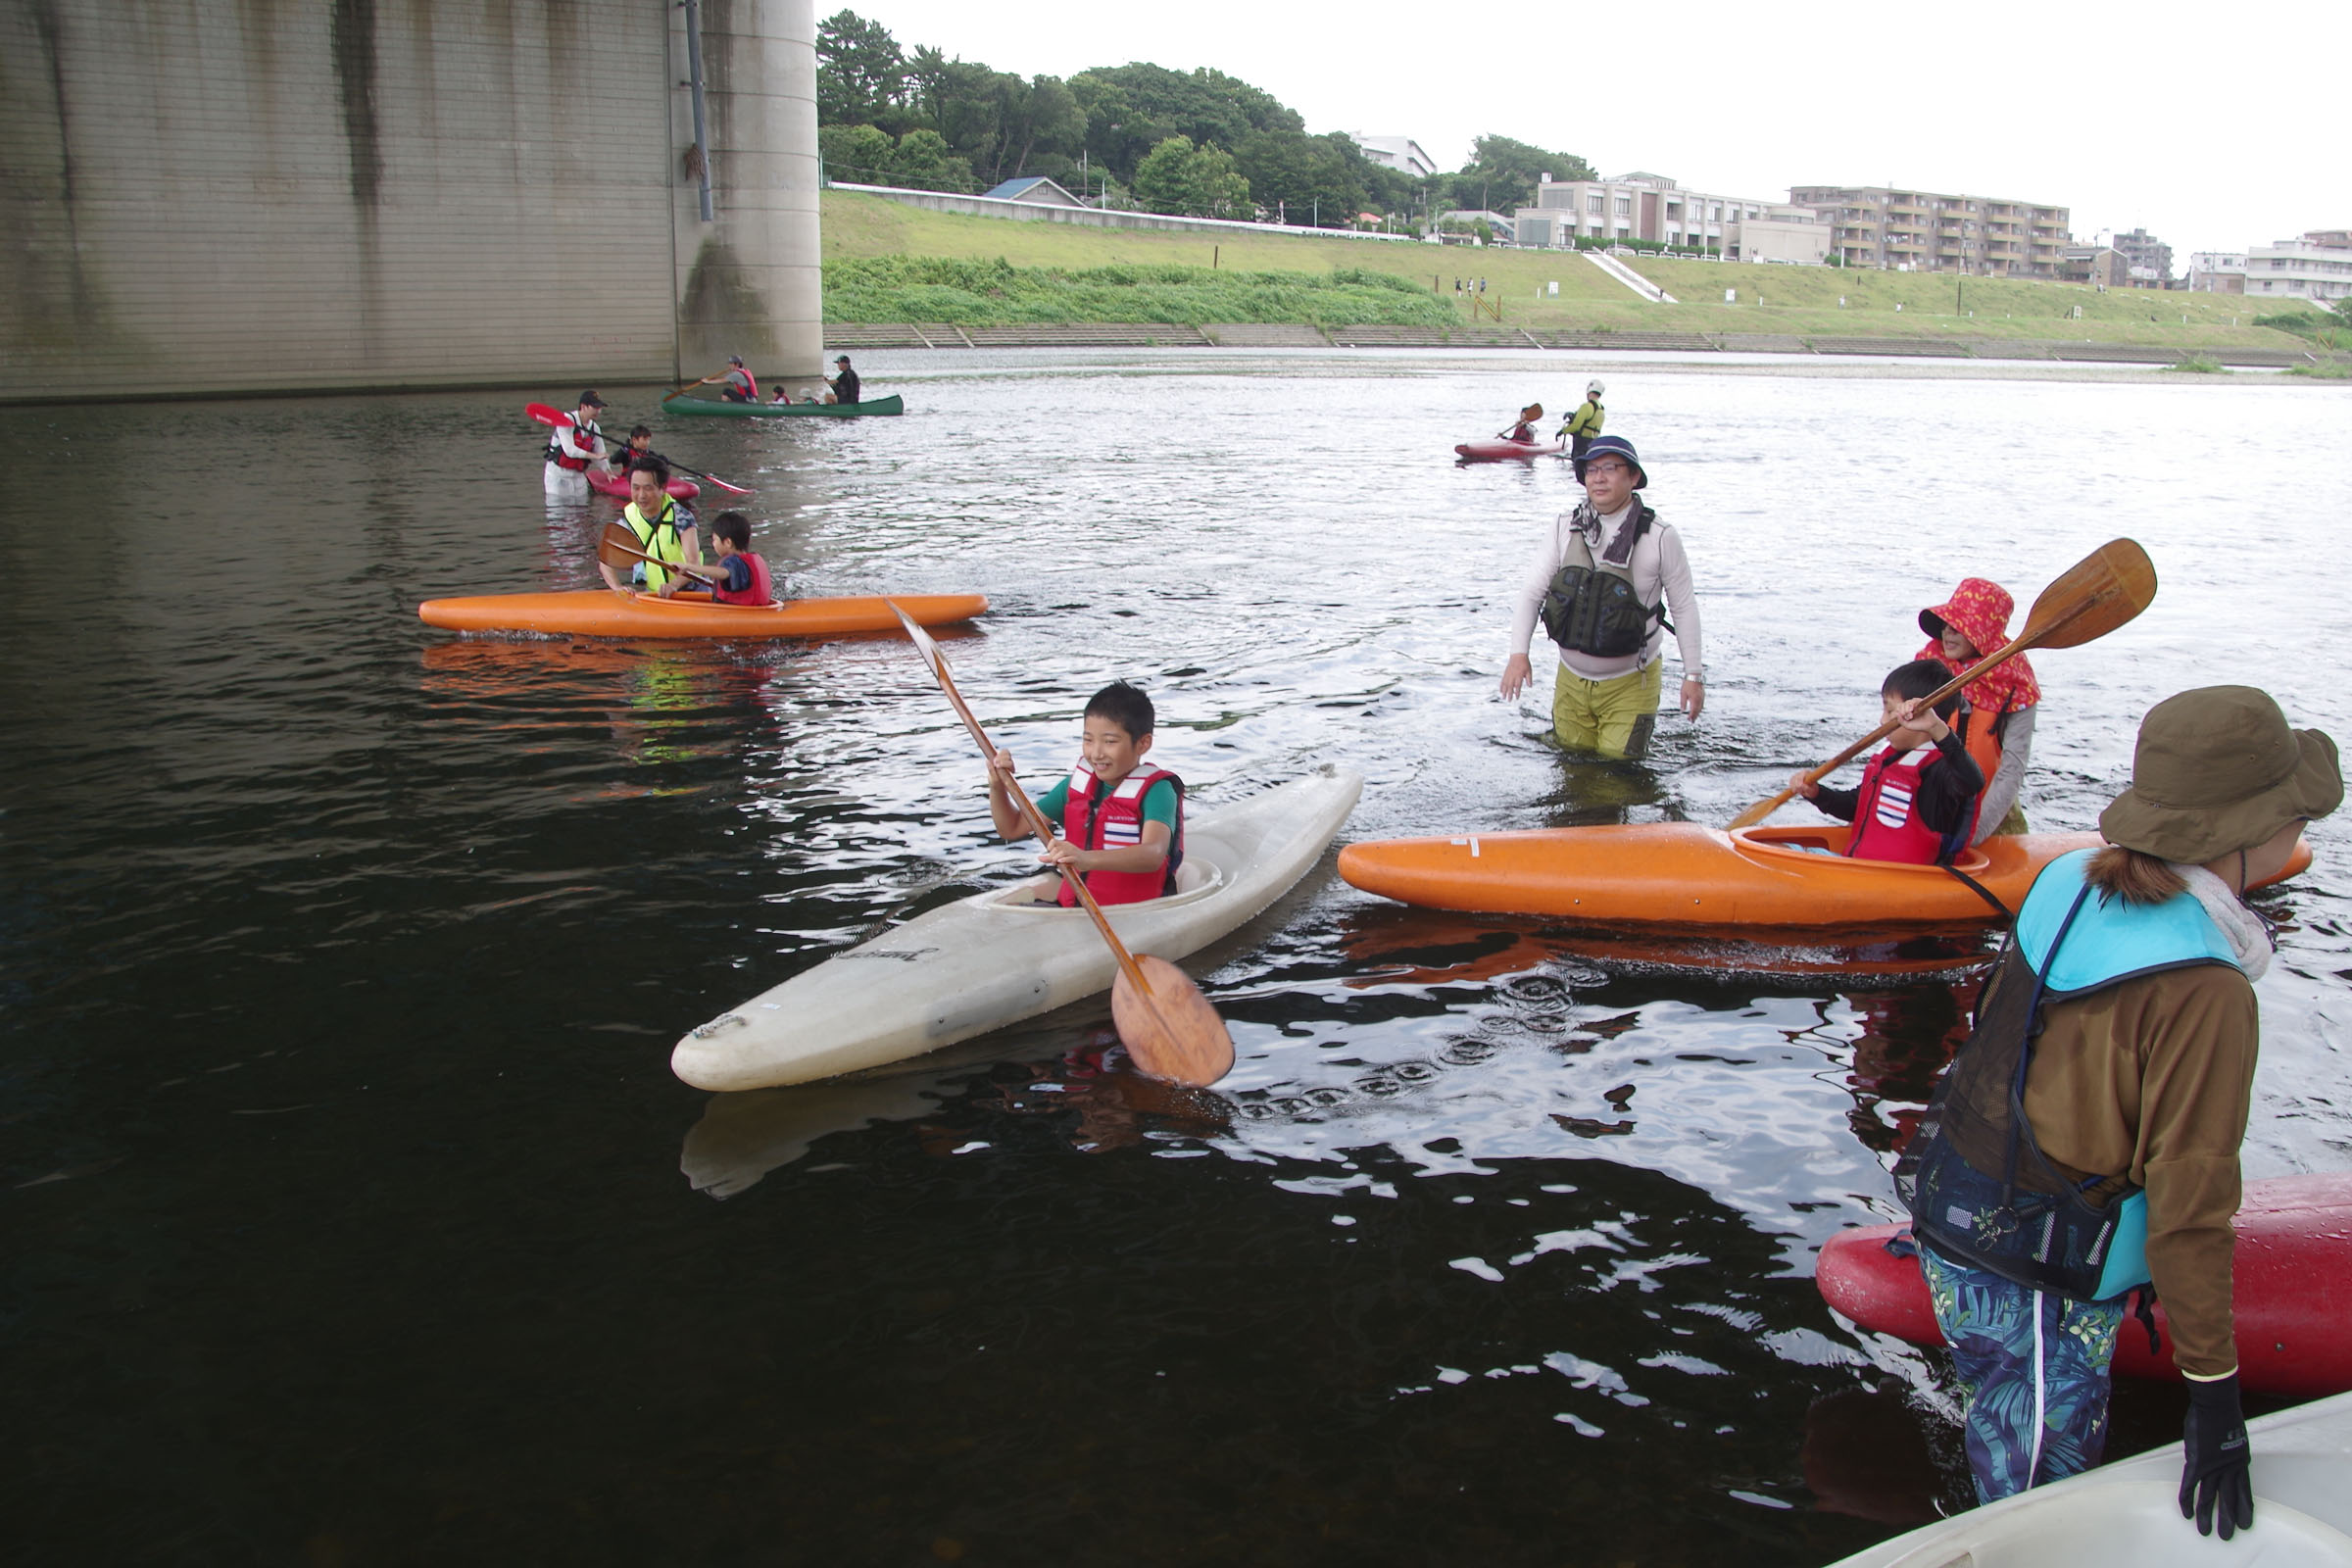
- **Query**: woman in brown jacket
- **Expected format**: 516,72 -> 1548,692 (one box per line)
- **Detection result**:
1897,685 -> 2340,1539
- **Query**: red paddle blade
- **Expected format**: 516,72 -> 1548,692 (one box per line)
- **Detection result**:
1112,956 -> 1235,1087
525,402 -> 568,428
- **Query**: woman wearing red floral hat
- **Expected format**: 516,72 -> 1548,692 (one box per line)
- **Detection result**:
1916,578 -> 2038,845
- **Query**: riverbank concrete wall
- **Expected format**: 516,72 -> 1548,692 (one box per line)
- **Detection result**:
0,0 -> 820,404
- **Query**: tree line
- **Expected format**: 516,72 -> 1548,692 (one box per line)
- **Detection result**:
815,10 -> 1595,230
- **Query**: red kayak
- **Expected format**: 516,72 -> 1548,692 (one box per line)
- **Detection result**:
1815,1174 -> 2352,1397
1456,437 -> 1565,462
586,467 -> 698,501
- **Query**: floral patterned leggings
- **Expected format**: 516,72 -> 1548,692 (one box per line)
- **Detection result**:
1921,1247 -> 2126,1501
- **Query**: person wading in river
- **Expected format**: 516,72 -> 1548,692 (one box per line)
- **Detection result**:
543,390 -> 608,498
1896,686 -> 2341,1537
1499,434 -> 1703,760
1561,379 -> 1605,459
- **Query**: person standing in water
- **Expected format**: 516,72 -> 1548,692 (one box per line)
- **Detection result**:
1562,379 -> 1606,459
1898,686 -> 2340,1538
1499,435 -> 1704,760
542,391 -> 608,497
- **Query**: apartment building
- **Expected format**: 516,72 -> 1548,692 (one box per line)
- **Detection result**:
2187,252 -> 2249,293
1788,185 -> 2071,276
1513,172 -> 1788,254
2108,227 -> 2173,284
2241,231 -> 2352,304
1348,135 -> 1438,178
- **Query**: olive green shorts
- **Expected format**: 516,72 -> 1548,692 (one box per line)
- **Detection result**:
1550,660 -> 1663,760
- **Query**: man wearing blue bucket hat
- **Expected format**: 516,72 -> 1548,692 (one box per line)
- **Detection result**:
1500,434 -> 1704,760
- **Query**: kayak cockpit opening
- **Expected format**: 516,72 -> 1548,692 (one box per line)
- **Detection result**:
991,857 -> 1225,913
1735,824 -> 1994,876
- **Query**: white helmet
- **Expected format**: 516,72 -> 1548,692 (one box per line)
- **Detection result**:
1587,379 -> 1606,397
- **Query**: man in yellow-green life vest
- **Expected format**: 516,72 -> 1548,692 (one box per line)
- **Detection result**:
1562,379 -> 1605,460
598,459 -> 702,597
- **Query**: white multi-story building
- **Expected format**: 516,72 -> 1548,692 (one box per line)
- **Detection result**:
2187,252 -> 2248,294
1349,135 -> 1437,178
1513,171 -> 1784,254
2241,231 -> 2352,304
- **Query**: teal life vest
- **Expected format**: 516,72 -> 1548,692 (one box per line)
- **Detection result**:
1899,849 -> 2242,1300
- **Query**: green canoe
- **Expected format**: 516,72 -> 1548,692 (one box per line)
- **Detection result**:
661,393 -> 904,417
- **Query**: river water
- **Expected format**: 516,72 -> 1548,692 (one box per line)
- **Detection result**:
5,354 -> 2349,1564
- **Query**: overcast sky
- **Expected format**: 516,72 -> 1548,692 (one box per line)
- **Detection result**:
849,0 -> 2343,259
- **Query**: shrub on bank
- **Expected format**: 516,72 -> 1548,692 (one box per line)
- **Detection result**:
824,255 -> 1456,328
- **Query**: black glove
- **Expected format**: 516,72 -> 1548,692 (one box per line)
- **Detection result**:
2180,1372 -> 2253,1540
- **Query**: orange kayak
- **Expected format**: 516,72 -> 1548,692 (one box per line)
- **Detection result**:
416,589 -> 988,640
1337,822 -> 2312,930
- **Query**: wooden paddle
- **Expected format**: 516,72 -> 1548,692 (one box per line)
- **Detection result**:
885,602 -> 1236,1088
1727,538 -> 2158,831
524,403 -> 753,496
596,520 -> 722,584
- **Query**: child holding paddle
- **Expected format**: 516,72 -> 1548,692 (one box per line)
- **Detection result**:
987,683 -> 1183,906
1499,402 -> 1544,444
1789,660 -> 1984,863
1914,578 -> 2039,844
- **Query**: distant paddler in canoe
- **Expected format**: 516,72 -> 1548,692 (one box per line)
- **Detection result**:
683,353 -> 760,403
542,389 -> 610,498
1498,434 -> 1704,760
595,460 -> 702,598
1499,402 -> 1544,445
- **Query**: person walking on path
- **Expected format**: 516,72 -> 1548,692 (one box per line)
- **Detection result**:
1562,380 -> 1605,459
543,391 -> 608,498
1499,434 -> 1703,760
1897,686 -> 2340,1537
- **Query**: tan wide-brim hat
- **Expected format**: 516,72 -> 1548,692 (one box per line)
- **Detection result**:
2099,686 -> 2342,864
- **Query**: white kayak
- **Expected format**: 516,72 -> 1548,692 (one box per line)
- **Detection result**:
671,767 -> 1364,1091
1825,1389 -> 2352,1566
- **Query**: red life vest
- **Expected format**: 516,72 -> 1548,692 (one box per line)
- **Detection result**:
724,368 -> 759,401
1055,761 -> 1184,907
550,417 -> 599,470
1846,746 -> 1975,864
710,551 -> 773,606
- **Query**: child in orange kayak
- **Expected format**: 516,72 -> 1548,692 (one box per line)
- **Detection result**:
1791,659 -> 1985,863
986,682 -> 1184,906
1915,578 -> 2039,843
1498,402 -> 1544,444
703,513 -> 778,606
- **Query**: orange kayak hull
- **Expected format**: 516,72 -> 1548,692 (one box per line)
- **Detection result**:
416,590 -> 988,640
1337,823 -> 2311,930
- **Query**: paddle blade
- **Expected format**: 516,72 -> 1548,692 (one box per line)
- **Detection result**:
1726,789 -> 1793,831
526,402 -> 568,428
1112,956 -> 1235,1087
595,520 -> 646,572
887,600 -> 948,677
2016,538 -> 2156,651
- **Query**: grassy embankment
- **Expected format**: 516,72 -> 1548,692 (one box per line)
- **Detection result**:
821,190 -> 2310,351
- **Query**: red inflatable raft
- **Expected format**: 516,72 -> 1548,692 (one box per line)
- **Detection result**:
1455,437 -> 1565,462
586,467 -> 699,501
1816,1175 -> 2352,1397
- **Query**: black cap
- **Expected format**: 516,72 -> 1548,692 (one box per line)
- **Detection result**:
834,355 -> 852,365
578,390 -> 606,408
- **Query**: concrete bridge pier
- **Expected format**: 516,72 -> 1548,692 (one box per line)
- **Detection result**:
672,0 -> 822,386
